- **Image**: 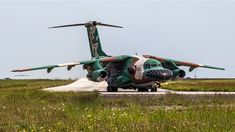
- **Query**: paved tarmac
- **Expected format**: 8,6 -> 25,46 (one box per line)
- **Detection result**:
44,78 -> 235,95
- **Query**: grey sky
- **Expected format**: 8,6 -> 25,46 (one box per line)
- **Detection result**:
1,1 -> 234,79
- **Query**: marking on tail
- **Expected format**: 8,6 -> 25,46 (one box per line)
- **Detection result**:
88,26 -> 100,57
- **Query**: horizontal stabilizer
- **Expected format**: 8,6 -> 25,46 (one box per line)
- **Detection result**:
49,21 -> 123,29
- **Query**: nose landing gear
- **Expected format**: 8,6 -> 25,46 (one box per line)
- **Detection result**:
151,82 -> 161,92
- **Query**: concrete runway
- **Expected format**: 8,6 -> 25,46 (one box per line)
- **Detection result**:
44,78 -> 235,95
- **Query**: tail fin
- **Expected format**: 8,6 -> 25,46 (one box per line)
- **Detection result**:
86,25 -> 107,57
49,21 -> 123,58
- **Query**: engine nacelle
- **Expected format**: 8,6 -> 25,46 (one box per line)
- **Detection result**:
172,69 -> 186,78
86,69 -> 107,82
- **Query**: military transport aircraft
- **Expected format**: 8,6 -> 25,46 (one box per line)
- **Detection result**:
12,21 -> 225,92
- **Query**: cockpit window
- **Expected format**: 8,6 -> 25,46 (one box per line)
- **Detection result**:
145,62 -> 162,69
151,64 -> 158,67
144,64 -> 151,69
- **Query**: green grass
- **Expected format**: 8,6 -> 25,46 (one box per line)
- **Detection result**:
162,79 -> 235,91
0,79 -> 235,131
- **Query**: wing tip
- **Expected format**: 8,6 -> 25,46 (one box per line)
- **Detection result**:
11,69 -> 22,72
203,65 -> 226,71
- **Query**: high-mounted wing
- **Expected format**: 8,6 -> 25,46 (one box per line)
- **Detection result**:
12,61 -> 84,73
11,56 -> 130,73
143,55 -> 225,72
98,55 -> 130,63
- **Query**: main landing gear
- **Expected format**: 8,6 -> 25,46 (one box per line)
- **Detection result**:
107,86 -> 118,92
137,82 -> 161,92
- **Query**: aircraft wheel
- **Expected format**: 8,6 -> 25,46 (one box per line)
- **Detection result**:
107,86 -> 111,92
112,87 -> 118,92
138,88 -> 145,92
151,87 -> 157,92
151,82 -> 160,92
107,86 -> 118,92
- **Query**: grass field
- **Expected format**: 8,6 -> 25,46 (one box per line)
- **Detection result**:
0,79 -> 235,131
162,79 -> 235,92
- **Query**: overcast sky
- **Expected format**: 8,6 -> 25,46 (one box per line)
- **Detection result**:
1,0 -> 234,79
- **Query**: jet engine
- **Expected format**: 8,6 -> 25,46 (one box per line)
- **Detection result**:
172,69 -> 186,78
86,69 -> 107,82
83,60 -> 108,82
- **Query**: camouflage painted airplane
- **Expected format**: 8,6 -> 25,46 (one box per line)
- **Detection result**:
12,21 -> 225,92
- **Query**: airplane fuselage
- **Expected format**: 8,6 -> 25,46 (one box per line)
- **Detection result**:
105,55 -> 173,90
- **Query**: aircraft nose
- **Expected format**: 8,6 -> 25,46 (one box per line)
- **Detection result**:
144,69 -> 173,81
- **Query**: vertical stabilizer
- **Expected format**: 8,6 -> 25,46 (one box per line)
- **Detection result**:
86,25 -> 107,58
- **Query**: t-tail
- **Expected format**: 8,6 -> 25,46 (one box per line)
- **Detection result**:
49,21 -> 123,58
